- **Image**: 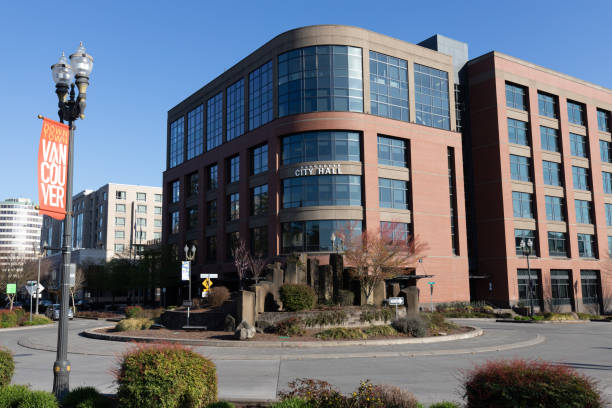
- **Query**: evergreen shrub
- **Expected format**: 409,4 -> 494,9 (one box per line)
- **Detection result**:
0,347 -> 14,387
279,284 -> 316,311
62,386 -> 111,408
392,316 -> 428,337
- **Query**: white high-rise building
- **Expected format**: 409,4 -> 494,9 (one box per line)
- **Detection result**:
0,198 -> 43,269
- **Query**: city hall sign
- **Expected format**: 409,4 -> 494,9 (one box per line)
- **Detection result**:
294,163 -> 343,177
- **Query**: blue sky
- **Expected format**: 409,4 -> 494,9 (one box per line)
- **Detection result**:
1,0 -> 610,202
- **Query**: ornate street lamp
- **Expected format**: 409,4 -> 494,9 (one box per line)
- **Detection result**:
49,42 -> 93,400
519,238 -> 534,317
184,244 -> 196,327
330,232 -> 343,254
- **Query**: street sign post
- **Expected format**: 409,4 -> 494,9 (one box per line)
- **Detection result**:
388,297 -> 404,318
200,274 -> 217,297
69,264 -> 76,287
427,281 -> 435,312
6,283 -> 16,294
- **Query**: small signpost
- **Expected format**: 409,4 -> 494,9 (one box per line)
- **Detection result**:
388,296 -> 404,318
6,283 -> 16,294
427,281 -> 435,312
200,274 -> 218,298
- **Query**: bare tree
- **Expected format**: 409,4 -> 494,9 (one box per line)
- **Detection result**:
340,223 -> 426,304
249,256 -> 268,284
70,267 -> 86,314
232,240 -> 249,290
0,253 -> 37,310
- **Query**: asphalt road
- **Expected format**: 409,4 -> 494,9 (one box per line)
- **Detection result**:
1,319 -> 611,405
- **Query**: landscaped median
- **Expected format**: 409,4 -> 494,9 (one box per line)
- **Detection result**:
0,308 -> 53,329
497,312 -> 612,323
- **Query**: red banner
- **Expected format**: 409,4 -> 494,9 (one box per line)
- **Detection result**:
38,118 -> 69,220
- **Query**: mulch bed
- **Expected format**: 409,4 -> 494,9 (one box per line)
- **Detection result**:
95,325 -> 472,342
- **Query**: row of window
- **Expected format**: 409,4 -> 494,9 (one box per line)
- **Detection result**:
169,47 -> 453,169
515,230 -> 598,259
517,269 -> 600,305
506,82 -> 611,130
115,191 -> 161,202
114,230 -> 160,240
115,217 -> 162,228
512,191 -> 608,226
114,204 -> 162,214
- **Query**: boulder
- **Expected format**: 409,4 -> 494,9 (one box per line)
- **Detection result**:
235,320 -> 256,340
255,320 -> 274,334
224,314 -> 236,332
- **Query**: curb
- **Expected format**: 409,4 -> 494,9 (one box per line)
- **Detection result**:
496,319 -> 590,324
0,323 -> 56,332
80,326 -> 484,348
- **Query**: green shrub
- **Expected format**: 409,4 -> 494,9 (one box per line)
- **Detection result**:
392,316 -> 427,337
462,359 -> 603,408
117,343 -> 217,408
208,286 -> 230,308
0,310 -> 18,328
429,402 -> 460,408
0,347 -> 14,387
315,327 -> 366,340
115,318 -> 154,332
17,390 -> 58,408
338,289 -> 355,306
278,378 -> 346,407
21,315 -> 52,326
62,386 -> 111,408
280,284 -> 316,311
363,325 -> 397,338
206,402 -> 236,408
124,306 -> 144,318
0,384 -> 30,407
370,383 -> 420,408
359,306 -> 394,323
271,397 -> 311,408
276,317 -> 305,337
304,311 -> 348,327
577,313 -> 600,320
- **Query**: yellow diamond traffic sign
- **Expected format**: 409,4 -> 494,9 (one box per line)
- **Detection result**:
202,278 -> 213,291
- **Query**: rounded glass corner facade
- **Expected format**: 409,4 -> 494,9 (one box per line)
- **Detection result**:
281,131 -> 361,164
278,45 -> 363,117
281,219 -> 362,253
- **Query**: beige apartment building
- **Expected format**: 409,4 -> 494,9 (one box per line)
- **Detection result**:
41,183 -> 162,261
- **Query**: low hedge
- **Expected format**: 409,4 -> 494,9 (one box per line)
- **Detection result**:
62,386 -> 112,408
0,347 -> 14,387
116,343 -> 217,408
279,284 -> 316,312
392,316 -> 427,337
206,402 -> 236,408
115,318 -> 154,332
124,306 -> 144,319
0,385 -> 58,408
462,359 -> 603,407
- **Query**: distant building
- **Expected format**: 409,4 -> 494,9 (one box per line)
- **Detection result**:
0,198 -> 43,269
41,183 -> 163,261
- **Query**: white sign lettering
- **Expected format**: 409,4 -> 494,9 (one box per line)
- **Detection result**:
294,163 -> 343,177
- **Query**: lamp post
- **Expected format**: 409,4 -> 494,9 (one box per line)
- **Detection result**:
330,232 -> 343,254
49,42 -> 93,400
519,238 -> 534,317
184,244 -> 196,327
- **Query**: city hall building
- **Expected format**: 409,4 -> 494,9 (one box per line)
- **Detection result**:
163,25 -> 610,311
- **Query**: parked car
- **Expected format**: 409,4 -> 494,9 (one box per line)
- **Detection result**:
40,299 -> 53,307
45,304 -> 74,320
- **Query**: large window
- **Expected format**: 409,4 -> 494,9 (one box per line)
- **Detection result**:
187,105 -> 204,160
283,175 -> 361,208
227,155 -> 240,183
414,63 -> 450,130
171,181 -> 180,203
570,133 -> 588,157
600,140 -> 612,163
575,199 -> 592,224
278,45 -> 363,116
115,217 -> 125,226
514,229 -> 536,255
281,220 -> 362,253
506,82 -> 527,110
207,164 -> 218,191
551,270 -> 571,305
572,166 -> 589,190
136,192 -> 146,201
512,191 -> 533,218
581,270 -> 600,304
207,92 -> 223,150
597,109 -> 610,132
187,207 -> 198,230
251,144 -> 268,175
228,193 -> 239,221
226,232 -> 240,260
169,117 -> 184,168
206,236 -> 217,262
548,232 -> 567,257
250,226 -> 268,258
206,200 -> 217,225
115,204 -> 125,213
538,91 -> 557,118
249,60 -> 273,130
567,100 -> 585,126
251,184 -> 268,215
171,211 -> 179,234
370,51 -> 409,121
542,161 -> 562,186
517,269 -> 541,303
606,203 -> 612,226
510,155 -> 531,182
380,222 -> 410,242
379,178 -> 409,209
226,79 -> 244,141
603,171 -> 612,194
378,136 -> 408,167
282,131 -> 360,164
545,196 -> 564,221
540,126 -> 559,152
578,233 -> 597,258
187,172 -> 199,197
508,118 -> 529,145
